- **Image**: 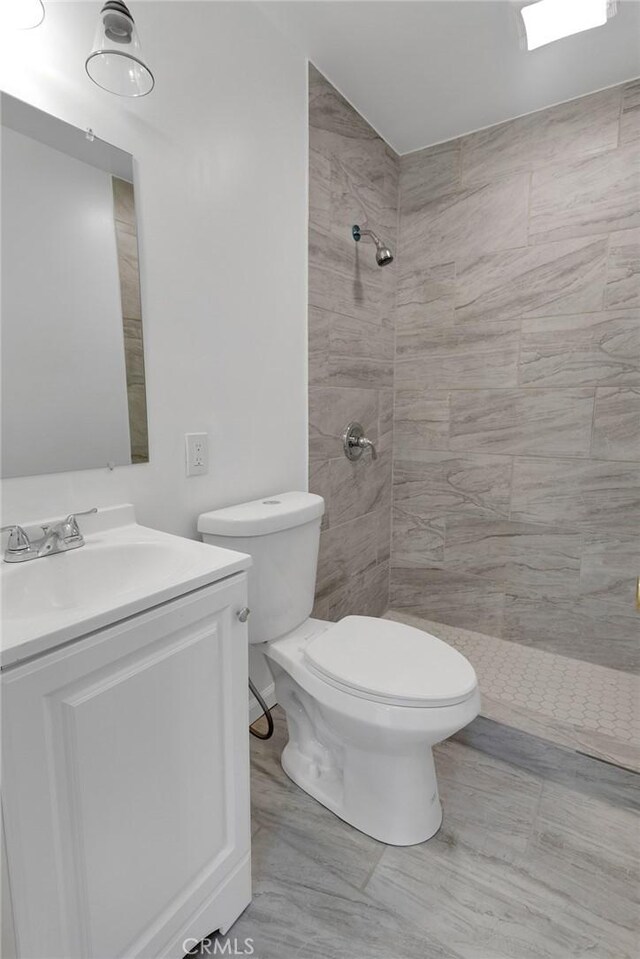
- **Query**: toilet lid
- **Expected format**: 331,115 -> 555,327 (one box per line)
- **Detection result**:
304,616 -> 477,707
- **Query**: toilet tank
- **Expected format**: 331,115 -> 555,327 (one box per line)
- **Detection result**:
198,492 -> 324,644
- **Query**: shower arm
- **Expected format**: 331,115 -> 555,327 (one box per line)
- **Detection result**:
352,225 -> 382,245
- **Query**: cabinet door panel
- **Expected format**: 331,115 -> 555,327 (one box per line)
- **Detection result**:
2,576 -> 250,959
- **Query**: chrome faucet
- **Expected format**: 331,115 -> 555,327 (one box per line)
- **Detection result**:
1,508 -> 98,563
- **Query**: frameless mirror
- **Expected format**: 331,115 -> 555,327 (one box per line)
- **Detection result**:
1,93 -> 149,478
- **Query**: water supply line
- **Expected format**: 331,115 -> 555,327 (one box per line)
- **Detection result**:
238,605 -> 274,739
249,678 -> 274,740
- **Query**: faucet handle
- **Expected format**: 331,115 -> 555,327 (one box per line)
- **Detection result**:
342,422 -> 378,461
1,525 -> 31,553
62,508 -> 98,541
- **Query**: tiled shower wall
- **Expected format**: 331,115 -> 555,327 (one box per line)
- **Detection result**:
308,66 -> 399,619
390,82 -> 640,673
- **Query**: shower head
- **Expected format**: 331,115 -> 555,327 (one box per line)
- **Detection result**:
352,224 -> 394,267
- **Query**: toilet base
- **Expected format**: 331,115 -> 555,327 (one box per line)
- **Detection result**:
280,737 -> 444,846
265,619 -> 480,846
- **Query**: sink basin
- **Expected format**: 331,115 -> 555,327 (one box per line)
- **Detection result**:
2,543 -> 192,620
1,505 -> 251,667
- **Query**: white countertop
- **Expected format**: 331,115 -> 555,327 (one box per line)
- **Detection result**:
1,505 -> 251,669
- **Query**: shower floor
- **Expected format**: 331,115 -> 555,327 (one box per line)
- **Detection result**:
385,610 -> 640,774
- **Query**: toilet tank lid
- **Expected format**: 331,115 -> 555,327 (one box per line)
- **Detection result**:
198,491 -> 325,537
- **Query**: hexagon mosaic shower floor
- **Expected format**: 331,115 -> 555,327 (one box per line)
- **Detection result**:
385,611 -> 639,773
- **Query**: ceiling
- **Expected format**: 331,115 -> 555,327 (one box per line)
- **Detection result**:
262,0 -> 640,154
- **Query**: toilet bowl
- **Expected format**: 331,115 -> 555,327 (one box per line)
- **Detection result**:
198,492 -> 480,846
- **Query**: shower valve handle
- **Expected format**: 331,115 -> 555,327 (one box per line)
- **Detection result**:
343,422 -> 377,461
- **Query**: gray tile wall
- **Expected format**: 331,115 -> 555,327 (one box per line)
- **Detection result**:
308,66 -> 399,619
391,82 -> 640,672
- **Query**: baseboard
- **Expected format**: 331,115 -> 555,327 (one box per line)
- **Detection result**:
249,680 -> 277,724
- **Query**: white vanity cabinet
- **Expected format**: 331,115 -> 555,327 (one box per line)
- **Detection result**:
2,574 -> 251,959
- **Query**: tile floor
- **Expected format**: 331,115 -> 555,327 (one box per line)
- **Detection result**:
196,709 -> 639,959
386,611 -> 640,773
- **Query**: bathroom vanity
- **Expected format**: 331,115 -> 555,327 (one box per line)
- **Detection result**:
1,506 -> 252,959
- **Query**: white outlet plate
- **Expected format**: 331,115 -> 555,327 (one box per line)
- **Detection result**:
185,433 -> 208,476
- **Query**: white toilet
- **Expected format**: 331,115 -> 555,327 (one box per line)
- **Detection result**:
198,492 -> 480,846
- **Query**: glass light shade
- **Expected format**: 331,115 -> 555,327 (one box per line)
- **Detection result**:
521,0 -> 616,51
5,0 -> 45,29
86,1 -> 154,97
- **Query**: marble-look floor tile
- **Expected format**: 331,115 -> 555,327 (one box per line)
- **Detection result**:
399,141 -> 460,213
309,387 -> 378,462
391,504 -> 445,568
400,173 -> 529,266
529,145 -> 640,243
433,737 -> 544,860
455,236 -> 607,322
227,829 -> 443,959
393,450 -> 512,518
394,389 -> 450,454
591,386 -> 640,461
250,711 -> 385,891
443,516 -> 582,596
389,566 -> 505,635
364,770 -> 627,959
605,229 -> 640,311
460,86 -> 621,185
395,317 -> 520,390
241,701 -> 638,959
518,309 -> 640,387
449,388 -> 594,457
510,456 -> 640,531
455,717 -> 640,810
620,78 -> 640,146
523,781 -> 640,943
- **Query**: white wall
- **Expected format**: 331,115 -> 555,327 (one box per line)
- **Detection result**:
2,127 -> 132,477
0,0 -> 308,538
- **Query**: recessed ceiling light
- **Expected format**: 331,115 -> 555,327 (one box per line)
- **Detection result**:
521,0 -> 617,51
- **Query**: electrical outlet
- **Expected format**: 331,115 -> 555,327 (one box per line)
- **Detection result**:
185,433 -> 208,476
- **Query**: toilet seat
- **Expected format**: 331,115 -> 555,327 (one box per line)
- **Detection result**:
303,615 -> 477,707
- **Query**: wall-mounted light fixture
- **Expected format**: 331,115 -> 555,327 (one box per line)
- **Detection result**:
86,1 -> 154,97
3,0 -> 45,30
520,0 -> 617,50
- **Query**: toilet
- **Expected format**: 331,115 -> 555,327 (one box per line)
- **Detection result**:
198,492 -> 480,846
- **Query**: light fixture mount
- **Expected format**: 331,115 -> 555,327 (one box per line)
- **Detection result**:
86,1 -> 154,97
